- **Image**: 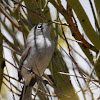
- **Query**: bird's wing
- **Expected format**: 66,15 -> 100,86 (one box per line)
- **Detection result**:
18,45 -> 31,80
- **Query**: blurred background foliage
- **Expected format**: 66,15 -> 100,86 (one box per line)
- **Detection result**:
0,0 -> 100,100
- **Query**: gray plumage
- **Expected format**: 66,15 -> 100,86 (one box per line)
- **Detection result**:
19,23 -> 54,100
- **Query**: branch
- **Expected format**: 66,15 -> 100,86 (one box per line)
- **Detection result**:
49,0 -> 99,53
0,3 -> 22,31
2,34 -> 21,53
66,0 -> 100,50
0,18 -> 23,51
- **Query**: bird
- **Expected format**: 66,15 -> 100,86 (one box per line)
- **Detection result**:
18,23 -> 54,100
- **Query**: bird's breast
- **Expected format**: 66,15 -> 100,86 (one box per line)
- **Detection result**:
34,35 -> 53,51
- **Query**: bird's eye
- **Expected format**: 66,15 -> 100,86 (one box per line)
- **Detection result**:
37,25 -> 42,29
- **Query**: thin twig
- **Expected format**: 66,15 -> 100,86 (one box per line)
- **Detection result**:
58,72 -> 98,82
4,73 -> 23,84
0,3 -> 22,31
0,18 -> 23,51
11,0 -> 69,26
5,67 -> 15,100
4,58 -> 18,70
3,76 -> 21,92
33,86 -> 56,97
2,34 -> 21,53
3,45 -> 21,55
3,81 -> 20,96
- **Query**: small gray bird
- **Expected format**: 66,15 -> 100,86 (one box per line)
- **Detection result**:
19,23 -> 54,100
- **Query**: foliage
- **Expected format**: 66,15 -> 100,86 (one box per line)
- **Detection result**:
0,0 -> 100,100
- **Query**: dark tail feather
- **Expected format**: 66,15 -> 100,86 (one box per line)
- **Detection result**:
20,77 -> 37,100
20,85 -> 32,100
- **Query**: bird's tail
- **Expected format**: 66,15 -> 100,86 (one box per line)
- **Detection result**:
20,85 -> 32,100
